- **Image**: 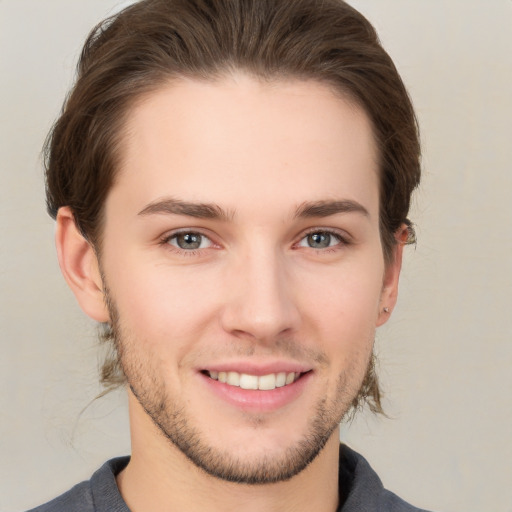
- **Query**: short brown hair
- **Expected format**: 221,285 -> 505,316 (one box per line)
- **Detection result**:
45,0 -> 421,410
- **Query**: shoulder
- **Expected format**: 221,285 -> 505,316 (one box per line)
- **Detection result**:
25,457 -> 130,512
26,481 -> 94,512
339,445 -> 434,512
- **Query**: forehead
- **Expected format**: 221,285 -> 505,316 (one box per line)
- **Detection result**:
109,74 -> 379,221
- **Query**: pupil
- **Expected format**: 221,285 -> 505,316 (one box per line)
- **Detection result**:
178,233 -> 201,249
308,232 -> 330,248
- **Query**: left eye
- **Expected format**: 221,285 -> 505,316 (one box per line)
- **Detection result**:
168,232 -> 212,250
298,231 -> 342,249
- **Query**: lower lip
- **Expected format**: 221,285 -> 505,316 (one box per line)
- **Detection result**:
199,372 -> 312,413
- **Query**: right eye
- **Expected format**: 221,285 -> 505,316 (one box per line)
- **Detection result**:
167,232 -> 213,251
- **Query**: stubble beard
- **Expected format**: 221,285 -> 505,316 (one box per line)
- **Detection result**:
104,288 -> 373,485
128,371 -> 354,485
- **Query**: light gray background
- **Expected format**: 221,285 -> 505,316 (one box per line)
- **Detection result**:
1,1 -> 511,511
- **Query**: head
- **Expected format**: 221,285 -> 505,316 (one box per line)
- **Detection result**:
46,0 -> 420,483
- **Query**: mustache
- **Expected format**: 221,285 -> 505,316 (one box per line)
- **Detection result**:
189,336 -> 329,367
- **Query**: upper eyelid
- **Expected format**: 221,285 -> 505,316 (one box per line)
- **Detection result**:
161,228 -> 215,242
158,226 -> 351,248
298,226 -> 351,240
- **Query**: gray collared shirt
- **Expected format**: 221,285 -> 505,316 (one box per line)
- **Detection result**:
27,445 -> 433,512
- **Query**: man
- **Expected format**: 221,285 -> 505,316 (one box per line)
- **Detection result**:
32,0 -> 426,510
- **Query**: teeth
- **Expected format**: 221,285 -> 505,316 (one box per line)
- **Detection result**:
208,371 -> 300,390
239,373 -> 259,390
227,371 -> 240,386
258,373 -> 276,390
275,372 -> 286,388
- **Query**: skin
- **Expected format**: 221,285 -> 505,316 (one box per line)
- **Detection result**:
56,74 -> 405,512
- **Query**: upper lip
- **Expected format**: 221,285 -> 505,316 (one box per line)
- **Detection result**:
199,361 -> 313,376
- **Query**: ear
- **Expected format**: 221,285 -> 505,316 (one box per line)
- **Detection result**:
55,207 -> 110,323
376,225 -> 409,327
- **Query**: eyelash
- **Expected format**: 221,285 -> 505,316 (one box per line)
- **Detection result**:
295,228 -> 350,253
159,227 -> 350,257
159,230 -> 215,257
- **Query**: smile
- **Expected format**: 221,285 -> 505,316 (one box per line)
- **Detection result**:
206,370 -> 302,391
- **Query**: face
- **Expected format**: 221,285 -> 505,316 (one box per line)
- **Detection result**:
96,74 -> 398,483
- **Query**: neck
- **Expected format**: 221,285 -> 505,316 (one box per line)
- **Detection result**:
117,393 -> 340,512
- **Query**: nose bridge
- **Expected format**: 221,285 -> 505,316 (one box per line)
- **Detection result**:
221,241 -> 300,341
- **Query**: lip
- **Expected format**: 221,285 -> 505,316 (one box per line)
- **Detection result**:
198,365 -> 313,413
201,361 -> 312,376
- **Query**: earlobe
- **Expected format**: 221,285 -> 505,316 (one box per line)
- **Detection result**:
376,225 -> 409,327
55,207 -> 110,323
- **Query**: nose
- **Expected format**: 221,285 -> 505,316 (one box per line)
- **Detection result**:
219,247 -> 301,344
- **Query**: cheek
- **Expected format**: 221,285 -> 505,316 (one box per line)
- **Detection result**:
296,262 -> 383,380
106,258 -> 222,344
299,262 -> 383,331
102,239 -> 385,357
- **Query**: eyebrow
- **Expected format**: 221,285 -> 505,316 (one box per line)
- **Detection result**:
294,200 -> 370,219
138,198 -> 233,221
138,197 -> 369,221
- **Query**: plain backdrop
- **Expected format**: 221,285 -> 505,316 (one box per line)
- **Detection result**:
1,1 -> 511,511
